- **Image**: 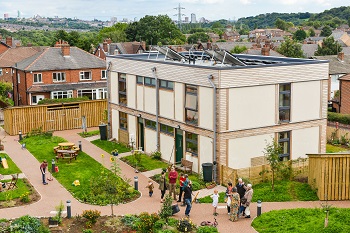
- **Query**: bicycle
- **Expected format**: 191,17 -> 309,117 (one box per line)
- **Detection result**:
200,217 -> 218,228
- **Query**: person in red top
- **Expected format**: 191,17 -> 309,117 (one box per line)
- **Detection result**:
177,173 -> 186,203
168,166 -> 178,200
40,160 -> 48,185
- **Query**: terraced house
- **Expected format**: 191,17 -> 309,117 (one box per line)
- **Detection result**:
106,48 -> 329,179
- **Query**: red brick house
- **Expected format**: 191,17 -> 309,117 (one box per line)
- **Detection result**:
338,73 -> 350,114
13,41 -> 106,106
222,31 -> 240,41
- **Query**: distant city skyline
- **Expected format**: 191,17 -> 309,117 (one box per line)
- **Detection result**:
2,0 -> 348,22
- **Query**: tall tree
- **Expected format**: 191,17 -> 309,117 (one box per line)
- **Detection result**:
187,32 -> 209,44
98,23 -> 128,42
275,18 -> 288,31
293,28 -> 307,41
308,28 -> 316,37
320,25 -> 332,37
277,37 -> 305,58
230,45 -> 248,54
315,36 -> 342,56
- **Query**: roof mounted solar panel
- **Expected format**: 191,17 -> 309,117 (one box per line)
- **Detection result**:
153,46 -> 187,62
205,50 -> 247,66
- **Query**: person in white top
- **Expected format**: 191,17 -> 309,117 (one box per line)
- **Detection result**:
211,189 -> 219,216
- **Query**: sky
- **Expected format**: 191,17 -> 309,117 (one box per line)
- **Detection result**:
1,0 -> 348,22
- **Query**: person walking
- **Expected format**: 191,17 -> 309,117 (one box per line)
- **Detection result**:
226,182 -> 233,214
168,166 -> 178,200
158,171 -> 167,202
236,178 -> 246,216
211,189 -> 219,216
40,160 -> 48,185
177,173 -> 186,203
241,184 -> 253,218
146,179 -> 154,197
229,187 -> 240,222
183,180 -> 193,217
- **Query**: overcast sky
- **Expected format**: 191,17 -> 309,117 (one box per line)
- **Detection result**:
2,0 -> 348,22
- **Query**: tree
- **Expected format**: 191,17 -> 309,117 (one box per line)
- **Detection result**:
320,25 -> 332,37
187,32 -> 209,44
230,45 -> 247,54
277,37 -> 305,58
275,18 -> 288,31
293,28 -> 307,41
309,28 -> 315,37
158,194 -> 173,223
98,23 -> 128,42
263,140 -> 283,191
315,36 -> 342,56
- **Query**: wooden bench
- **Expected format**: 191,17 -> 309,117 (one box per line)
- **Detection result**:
175,158 -> 193,174
55,150 -> 78,163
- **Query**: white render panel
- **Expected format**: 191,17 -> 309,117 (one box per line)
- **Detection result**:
111,109 -> 119,140
159,90 -> 174,119
199,135 -> 213,164
174,82 -> 184,122
144,87 -> 156,115
220,63 -> 329,88
136,85 -> 144,111
229,85 -> 275,130
128,115 -> 137,143
110,72 -> 118,104
199,86 -> 214,130
228,133 -> 274,169
185,153 -> 199,173
292,81 -> 321,122
292,127 -> 319,159
160,133 -> 175,163
127,74 -> 136,109
144,128 -> 157,154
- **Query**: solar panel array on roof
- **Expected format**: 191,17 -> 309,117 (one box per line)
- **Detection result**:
205,50 -> 247,66
152,46 -> 187,62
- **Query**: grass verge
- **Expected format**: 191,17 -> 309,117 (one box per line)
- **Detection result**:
326,144 -> 348,153
0,153 -> 21,175
91,139 -> 131,155
78,130 -> 100,138
120,154 -> 169,172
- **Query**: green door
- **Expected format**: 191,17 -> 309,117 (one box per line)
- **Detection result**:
175,129 -> 183,163
138,118 -> 144,150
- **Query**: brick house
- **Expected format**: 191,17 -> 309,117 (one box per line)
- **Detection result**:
338,74 -> 350,113
13,41 -> 106,105
222,31 -> 240,41
106,47 -> 328,179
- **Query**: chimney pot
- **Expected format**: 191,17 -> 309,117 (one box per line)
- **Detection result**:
61,43 -> 70,56
6,37 -> 12,47
103,42 -> 108,52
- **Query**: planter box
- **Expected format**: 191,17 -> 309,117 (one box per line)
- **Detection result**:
48,217 -> 59,227
206,184 -> 216,189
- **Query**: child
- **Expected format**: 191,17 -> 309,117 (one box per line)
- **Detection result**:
146,180 -> 154,197
211,189 -> 219,216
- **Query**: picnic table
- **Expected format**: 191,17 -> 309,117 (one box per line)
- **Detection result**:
58,142 -> 75,150
55,150 -> 78,163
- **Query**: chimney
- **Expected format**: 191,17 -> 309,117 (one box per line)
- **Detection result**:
338,52 -> 344,61
261,47 -> 270,56
61,41 -> 70,56
207,40 -> 212,50
6,37 -> 12,47
103,41 -> 108,52
141,41 -> 146,50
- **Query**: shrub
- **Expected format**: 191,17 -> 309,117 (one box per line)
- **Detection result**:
328,112 -> 350,125
197,226 -> 219,233
10,215 -> 41,232
82,210 -> 101,227
38,96 -> 89,105
20,192 -> 30,203
158,195 -> 173,223
151,150 -> 162,160
135,212 -> 160,233
191,181 -> 201,191
121,214 -> 139,230
177,218 -> 195,232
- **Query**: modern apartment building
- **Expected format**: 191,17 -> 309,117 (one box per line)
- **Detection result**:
106,48 -> 329,178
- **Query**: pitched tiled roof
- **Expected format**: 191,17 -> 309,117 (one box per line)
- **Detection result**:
16,46 -> 106,71
28,81 -> 107,93
339,73 -> 350,81
0,47 -> 40,67
313,54 -> 350,74
301,44 -> 318,58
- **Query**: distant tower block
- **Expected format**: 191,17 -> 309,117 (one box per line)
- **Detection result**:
4,13 -> 9,20
17,10 -> 20,18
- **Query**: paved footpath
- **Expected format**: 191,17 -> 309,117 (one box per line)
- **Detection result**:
1,128 -> 350,233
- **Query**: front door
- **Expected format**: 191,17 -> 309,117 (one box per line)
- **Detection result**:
138,118 -> 144,151
175,129 -> 183,164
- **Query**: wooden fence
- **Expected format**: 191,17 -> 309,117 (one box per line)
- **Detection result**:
308,153 -> 350,201
3,100 -> 107,135
220,158 -> 309,186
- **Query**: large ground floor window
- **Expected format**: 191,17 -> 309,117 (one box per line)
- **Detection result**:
51,90 -> 73,99
78,88 -> 107,100
185,132 -> 198,156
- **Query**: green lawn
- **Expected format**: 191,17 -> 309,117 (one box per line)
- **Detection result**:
0,179 -> 32,201
326,144 -> 348,153
252,208 -> 350,233
22,134 -> 139,205
78,130 -> 100,138
0,153 -> 21,175
120,154 -> 169,172
91,139 -> 131,155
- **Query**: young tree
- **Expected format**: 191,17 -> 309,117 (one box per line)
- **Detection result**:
309,28 -> 316,37
158,194 -> 173,224
277,37 -> 305,58
320,25 -> 332,37
314,36 -> 342,56
263,140 -> 283,192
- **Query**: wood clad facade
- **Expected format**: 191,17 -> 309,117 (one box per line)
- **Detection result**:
4,100 -> 107,135
308,154 -> 350,200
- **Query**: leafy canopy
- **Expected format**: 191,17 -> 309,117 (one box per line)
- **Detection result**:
277,37 -> 304,58
314,36 -> 342,56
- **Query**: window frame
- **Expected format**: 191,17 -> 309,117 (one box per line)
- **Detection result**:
279,83 -> 291,123
185,84 -> 198,125
51,90 -> 73,99
160,124 -> 174,135
145,119 -> 157,130
79,71 -> 92,80
101,70 -> 107,79
52,72 -> 66,82
118,73 -> 127,105
159,80 -> 174,90
144,77 -> 156,87
278,131 -> 290,161
33,73 -> 42,83
185,132 -> 198,156
136,76 -> 144,84
0,68 -> 2,76
119,112 -> 128,130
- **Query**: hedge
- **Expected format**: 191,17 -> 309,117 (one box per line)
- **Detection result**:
328,112 -> 350,125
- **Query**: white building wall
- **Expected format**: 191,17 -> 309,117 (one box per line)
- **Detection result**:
292,127 -> 320,159
136,85 -> 144,111
199,87 -> 213,130
159,90 -> 174,119
292,81 -> 321,122
111,109 -> 119,140
185,152 -> 199,173
110,72 -> 118,104
229,85 -> 275,131
144,128 -> 157,154
144,88 -> 156,114
127,74 -> 136,109
228,133 -> 274,169
128,115 -> 137,145
160,133 -> 175,163
174,83 -> 184,122
199,135 -> 213,164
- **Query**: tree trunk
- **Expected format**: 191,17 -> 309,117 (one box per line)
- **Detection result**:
272,170 -> 275,192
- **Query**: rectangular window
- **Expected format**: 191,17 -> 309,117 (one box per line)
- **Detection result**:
51,90 -> 73,99
185,132 -> 198,156
101,70 -> 107,79
17,73 -> 20,83
160,124 -> 174,135
185,85 -> 198,125
52,72 -> 66,82
278,131 -> 290,161
137,76 -> 143,84
119,73 -> 127,105
159,80 -> 174,90
144,77 -> 156,87
119,112 -> 128,130
279,83 -> 291,122
33,73 -> 42,83
79,71 -> 92,80
145,120 -> 156,130
0,68 -> 2,76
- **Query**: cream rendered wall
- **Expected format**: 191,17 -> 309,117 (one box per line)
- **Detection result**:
159,90 -> 174,119
111,109 -> 119,140
160,133 -> 175,163
144,87 -> 156,114
292,81 -> 321,122
228,133 -> 274,168
292,127 -> 319,159
136,85 -> 144,111
127,74 -> 136,109
128,115 -> 137,144
199,135 -> 213,164
199,87 -> 213,130
185,153 -> 199,173
174,83 -> 184,122
110,72 -> 118,104
144,128 -> 157,153
229,85 -> 275,130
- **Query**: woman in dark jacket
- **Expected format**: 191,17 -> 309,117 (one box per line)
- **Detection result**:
159,171 -> 167,202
